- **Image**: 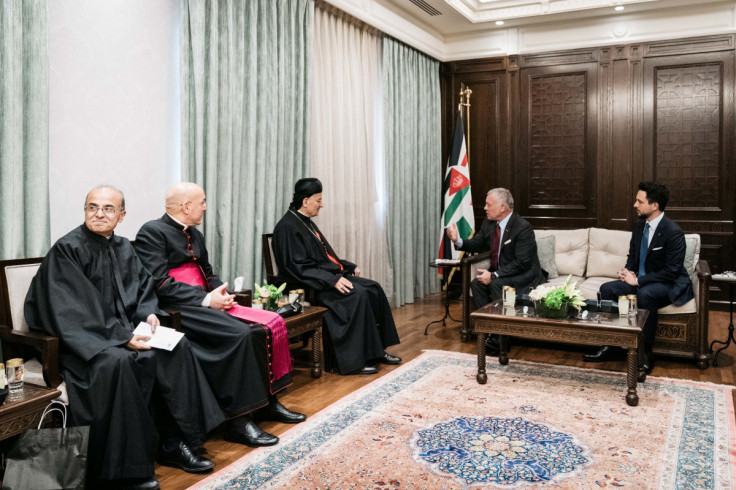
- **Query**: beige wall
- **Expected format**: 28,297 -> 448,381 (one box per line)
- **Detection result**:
48,0 -> 180,242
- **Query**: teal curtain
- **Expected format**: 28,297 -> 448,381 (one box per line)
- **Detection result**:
0,0 -> 49,260
181,0 -> 312,286
383,39 -> 441,305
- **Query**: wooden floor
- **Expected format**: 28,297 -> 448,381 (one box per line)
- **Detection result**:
159,294 -> 736,489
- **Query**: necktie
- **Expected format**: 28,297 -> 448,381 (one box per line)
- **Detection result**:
490,224 -> 501,271
638,223 -> 650,277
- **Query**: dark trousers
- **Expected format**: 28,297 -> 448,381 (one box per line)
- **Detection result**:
471,276 -> 530,309
599,280 -> 672,343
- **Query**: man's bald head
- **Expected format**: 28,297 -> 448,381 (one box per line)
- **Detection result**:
165,182 -> 207,226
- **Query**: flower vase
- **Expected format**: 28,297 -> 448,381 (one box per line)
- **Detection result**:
267,296 -> 280,311
534,300 -> 569,319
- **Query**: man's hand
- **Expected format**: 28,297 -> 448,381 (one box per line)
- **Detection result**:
210,282 -> 236,310
334,276 -> 353,294
621,269 -> 638,286
476,268 -> 492,285
446,223 -> 459,243
126,334 -> 151,350
354,267 -> 361,277
617,268 -> 629,281
146,313 -> 159,334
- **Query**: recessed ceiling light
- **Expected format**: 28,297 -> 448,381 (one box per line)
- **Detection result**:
614,5 -> 624,11
496,20 -> 504,25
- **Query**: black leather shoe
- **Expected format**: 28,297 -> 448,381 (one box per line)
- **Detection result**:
158,440 -> 213,473
256,400 -> 307,424
640,353 -> 655,375
377,352 -> 402,365
117,477 -> 160,490
583,345 -> 617,363
224,417 -> 279,447
485,335 -> 500,355
350,365 -> 378,375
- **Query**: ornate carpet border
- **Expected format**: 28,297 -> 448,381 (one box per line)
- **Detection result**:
191,350 -> 736,489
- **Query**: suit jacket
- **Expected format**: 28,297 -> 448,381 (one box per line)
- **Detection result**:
458,213 -> 547,292
625,214 -> 694,306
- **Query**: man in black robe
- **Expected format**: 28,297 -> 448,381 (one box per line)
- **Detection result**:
272,178 -> 401,375
135,182 -> 305,448
25,186 -> 222,490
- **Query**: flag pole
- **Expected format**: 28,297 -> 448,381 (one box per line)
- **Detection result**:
460,88 -> 472,163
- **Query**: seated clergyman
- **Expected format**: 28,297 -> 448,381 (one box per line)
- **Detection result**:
135,182 -> 305,449
25,186 -> 222,490
272,178 -> 401,375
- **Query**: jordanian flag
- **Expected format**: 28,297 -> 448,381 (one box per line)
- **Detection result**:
438,111 -> 474,277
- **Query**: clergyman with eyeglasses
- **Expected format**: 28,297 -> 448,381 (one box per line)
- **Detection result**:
25,185 -> 223,490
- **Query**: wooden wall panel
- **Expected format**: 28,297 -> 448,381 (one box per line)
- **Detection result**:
442,34 -> 736,305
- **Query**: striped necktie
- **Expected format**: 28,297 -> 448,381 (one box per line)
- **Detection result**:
638,223 -> 650,277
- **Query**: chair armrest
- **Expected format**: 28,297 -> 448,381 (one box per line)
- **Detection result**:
0,328 -> 61,388
161,309 -> 182,331
235,289 -> 252,307
461,251 -> 491,266
696,259 -> 711,279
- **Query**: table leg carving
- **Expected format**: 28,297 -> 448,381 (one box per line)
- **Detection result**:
310,327 -> 323,378
626,348 -> 639,406
476,332 -> 487,384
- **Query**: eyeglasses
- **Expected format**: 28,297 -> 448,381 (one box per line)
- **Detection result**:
84,204 -> 120,216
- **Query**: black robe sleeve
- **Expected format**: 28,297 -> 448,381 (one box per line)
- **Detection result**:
24,228 -> 156,362
135,218 -> 222,307
272,213 -> 344,290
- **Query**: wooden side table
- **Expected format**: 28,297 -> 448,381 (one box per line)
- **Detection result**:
709,273 -> 736,366
0,383 -> 61,441
284,306 -> 327,378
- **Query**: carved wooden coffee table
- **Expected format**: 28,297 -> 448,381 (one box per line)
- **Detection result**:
285,306 -> 327,378
0,383 -> 61,441
471,301 -> 648,406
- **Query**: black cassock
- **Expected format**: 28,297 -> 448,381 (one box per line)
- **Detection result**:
272,209 -> 400,374
135,215 -> 291,417
24,224 -> 223,483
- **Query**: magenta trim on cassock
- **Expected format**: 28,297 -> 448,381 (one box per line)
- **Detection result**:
168,264 -> 292,381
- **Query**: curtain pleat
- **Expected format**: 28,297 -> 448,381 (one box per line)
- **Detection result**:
0,0 -> 49,259
310,6 -> 390,292
181,0 -> 312,285
383,39 -> 441,306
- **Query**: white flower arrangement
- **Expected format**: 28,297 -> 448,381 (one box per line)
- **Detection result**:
528,275 -> 586,311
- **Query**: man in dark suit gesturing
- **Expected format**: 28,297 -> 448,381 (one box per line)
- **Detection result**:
584,182 -> 693,373
447,188 -> 547,352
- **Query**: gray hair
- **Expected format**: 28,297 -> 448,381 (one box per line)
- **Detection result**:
85,185 -> 126,210
487,188 -> 514,210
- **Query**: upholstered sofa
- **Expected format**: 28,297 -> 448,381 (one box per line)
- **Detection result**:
461,227 -> 711,369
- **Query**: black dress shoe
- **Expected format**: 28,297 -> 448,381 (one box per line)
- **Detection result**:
485,335 -> 500,355
583,345 -> 617,363
640,353 -> 655,375
256,400 -> 307,424
224,416 -> 279,447
377,352 -> 402,365
116,476 -> 160,490
349,365 -> 378,375
158,440 -> 214,473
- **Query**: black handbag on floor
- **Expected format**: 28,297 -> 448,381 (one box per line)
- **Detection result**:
2,401 -> 89,490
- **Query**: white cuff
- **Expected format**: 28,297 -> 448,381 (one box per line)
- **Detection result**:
202,292 -> 211,307
454,237 -> 463,248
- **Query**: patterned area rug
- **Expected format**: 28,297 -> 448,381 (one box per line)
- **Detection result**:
191,351 -> 736,489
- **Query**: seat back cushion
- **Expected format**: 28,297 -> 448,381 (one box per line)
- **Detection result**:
683,234 -> 700,276
536,235 -> 558,279
4,263 -> 41,333
586,228 -> 631,279
535,229 -> 589,277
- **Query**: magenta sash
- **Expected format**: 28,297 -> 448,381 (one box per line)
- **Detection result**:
168,263 -> 292,382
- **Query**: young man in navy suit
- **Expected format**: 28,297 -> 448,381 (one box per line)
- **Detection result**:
584,182 -> 694,373
447,188 -> 547,353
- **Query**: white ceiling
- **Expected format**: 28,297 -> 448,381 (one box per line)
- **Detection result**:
377,0 -> 731,37
326,0 -> 736,60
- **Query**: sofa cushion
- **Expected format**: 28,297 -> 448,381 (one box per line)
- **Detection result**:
684,234 -> 699,276
659,297 -> 697,315
586,228 -> 631,278
536,235 -> 558,279
578,277 -> 610,301
535,229 -> 589,277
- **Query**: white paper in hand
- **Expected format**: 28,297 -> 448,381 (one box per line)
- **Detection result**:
133,322 -> 184,351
